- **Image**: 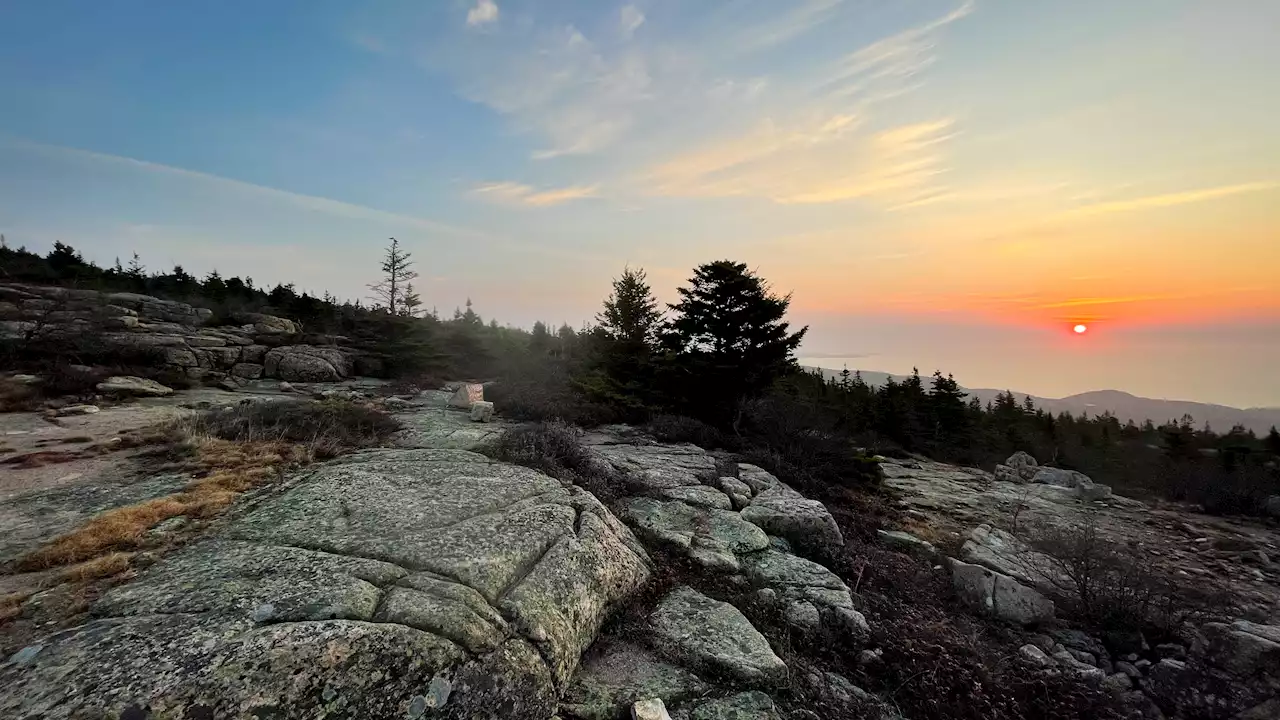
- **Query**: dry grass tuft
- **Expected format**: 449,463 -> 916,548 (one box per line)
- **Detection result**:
13,400 -> 398,572
2,450 -> 82,468
0,591 -> 36,624
15,437 -> 301,570
58,552 -> 135,584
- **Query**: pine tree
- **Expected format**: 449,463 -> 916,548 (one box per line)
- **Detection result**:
530,321 -> 553,354
1266,427 -> 1280,456
597,266 -> 663,345
663,260 -> 807,424
401,283 -> 423,317
368,237 -> 419,315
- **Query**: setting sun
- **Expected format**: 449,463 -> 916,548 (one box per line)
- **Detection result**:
1073,324 -> 1088,334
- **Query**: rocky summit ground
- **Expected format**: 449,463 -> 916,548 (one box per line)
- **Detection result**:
2,382 -> 1279,719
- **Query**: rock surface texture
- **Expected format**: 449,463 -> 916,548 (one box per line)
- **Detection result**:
0,282 -> 369,385
1,440 -> 651,718
879,449 -> 1280,719
558,433 -> 880,718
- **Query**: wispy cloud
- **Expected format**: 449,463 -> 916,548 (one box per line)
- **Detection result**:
466,0 -> 499,27
4,137 -> 484,239
620,5 -> 645,38
814,0 -> 973,98
730,0 -> 845,53
636,2 -> 971,206
471,181 -> 600,206
1062,182 -> 1278,218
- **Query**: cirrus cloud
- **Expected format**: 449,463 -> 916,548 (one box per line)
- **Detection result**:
470,181 -> 600,206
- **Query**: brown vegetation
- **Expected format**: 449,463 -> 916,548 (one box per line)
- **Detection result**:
1024,513 -> 1235,639
12,400 -> 399,572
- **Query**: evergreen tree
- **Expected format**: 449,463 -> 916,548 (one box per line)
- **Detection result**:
529,321 -> 553,355
368,237 -> 419,315
401,283 -> 423,317
1266,427 -> 1280,456
663,260 -> 807,424
597,266 -> 662,345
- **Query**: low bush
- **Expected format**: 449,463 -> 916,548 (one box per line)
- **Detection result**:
481,421 -> 629,503
1025,513 -> 1234,639
486,366 -> 618,426
738,392 -> 884,498
183,399 -> 401,459
646,414 -> 731,449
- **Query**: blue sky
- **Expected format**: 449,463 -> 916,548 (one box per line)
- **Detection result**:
2,0 -> 1278,406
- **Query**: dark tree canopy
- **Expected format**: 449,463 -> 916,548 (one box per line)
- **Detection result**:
664,260 -> 807,422
597,266 -> 663,346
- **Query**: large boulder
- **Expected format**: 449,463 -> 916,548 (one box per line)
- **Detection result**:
948,557 -> 1054,625
263,345 -> 353,383
621,497 -> 768,571
95,375 -> 174,397
646,586 -> 787,687
1194,621 -> 1280,688
0,448 -> 650,719
1005,451 -> 1039,480
1030,467 -> 1093,489
593,444 -> 720,491
740,486 -> 844,553
740,550 -> 870,645
1264,496 -> 1280,518
449,383 -> 484,409
959,524 -> 1055,588
561,640 -> 711,720
232,312 -> 298,335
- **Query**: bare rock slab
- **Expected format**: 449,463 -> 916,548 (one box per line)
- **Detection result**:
0,448 -> 650,719
562,640 -> 711,720
646,586 -> 787,687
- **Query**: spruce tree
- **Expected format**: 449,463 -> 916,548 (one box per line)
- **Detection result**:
663,260 -> 807,424
368,237 -> 419,315
597,266 -> 663,345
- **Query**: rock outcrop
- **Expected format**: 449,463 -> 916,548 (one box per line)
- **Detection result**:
0,282 -> 366,386
0,448 -> 651,719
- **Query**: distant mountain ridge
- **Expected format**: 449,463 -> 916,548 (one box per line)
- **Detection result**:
803,367 -> 1280,435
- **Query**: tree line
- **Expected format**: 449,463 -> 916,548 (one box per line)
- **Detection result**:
4,238 -> 1277,513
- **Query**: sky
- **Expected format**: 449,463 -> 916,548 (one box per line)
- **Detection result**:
1,0 -> 1278,407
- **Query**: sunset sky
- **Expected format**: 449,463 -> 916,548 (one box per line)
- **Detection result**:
2,0 -> 1277,407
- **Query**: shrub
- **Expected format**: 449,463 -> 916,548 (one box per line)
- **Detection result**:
646,414 -> 730,449
738,392 -> 884,497
182,399 -> 401,459
486,360 -> 618,426
481,421 -> 628,503
1024,513 -> 1234,638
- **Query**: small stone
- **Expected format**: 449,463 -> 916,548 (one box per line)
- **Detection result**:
449,383 -> 484,409
1102,672 -> 1132,692
1154,642 -> 1186,660
252,603 -> 276,623
1067,648 -> 1097,667
55,404 -> 100,416
784,601 -> 822,633
470,401 -> 494,423
1029,634 -> 1056,652
632,698 -> 673,720
1133,659 -> 1152,672
96,376 -> 174,397
425,675 -> 452,708
9,644 -> 42,665
857,648 -> 883,667
1115,661 -> 1140,679
1019,644 -> 1055,668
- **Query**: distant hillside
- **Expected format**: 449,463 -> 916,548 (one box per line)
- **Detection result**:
803,367 -> 1280,435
